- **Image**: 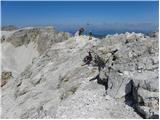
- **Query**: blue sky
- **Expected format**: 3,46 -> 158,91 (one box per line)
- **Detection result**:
1,1 -> 159,33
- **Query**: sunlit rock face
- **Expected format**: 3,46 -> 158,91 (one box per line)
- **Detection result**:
1,27 -> 70,76
1,27 -> 159,119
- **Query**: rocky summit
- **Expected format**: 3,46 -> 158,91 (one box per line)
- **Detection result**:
1,27 -> 159,119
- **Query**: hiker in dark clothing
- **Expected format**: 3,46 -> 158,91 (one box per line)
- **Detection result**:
89,32 -> 93,40
81,51 -> 92,66
79,28 -> 85,36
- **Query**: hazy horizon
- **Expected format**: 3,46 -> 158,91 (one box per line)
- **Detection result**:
2,1 -> 159,34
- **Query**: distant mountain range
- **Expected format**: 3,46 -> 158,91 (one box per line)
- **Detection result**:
1,25 -> 17,31
1,23 -> 158,38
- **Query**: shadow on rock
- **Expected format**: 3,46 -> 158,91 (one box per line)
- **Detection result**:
89,74 -> 108,91
125,80 -> 138,107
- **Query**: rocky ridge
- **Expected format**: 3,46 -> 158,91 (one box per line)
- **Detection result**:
1,27 -> 70,76
1,27 -> 159,118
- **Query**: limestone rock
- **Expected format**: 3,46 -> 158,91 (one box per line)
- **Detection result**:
1,28 -> 159,119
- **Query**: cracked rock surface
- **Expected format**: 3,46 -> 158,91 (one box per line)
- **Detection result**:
1,27 -> 159,119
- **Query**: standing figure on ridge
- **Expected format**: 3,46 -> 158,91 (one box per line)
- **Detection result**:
89,32 -> 93,40
75,27 -> 85,36
79,27 -> 85,36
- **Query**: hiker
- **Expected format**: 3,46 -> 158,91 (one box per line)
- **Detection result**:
75,27 -> 85,36
81,51 -> 92,66
82,51 -> 111,95
79,27 -> 85,36
89,32 -> 93,40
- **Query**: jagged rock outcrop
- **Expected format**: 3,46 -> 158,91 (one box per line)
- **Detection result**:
1,28 -> 159,119
87,32 -> 159,118
1,27 -> 70,76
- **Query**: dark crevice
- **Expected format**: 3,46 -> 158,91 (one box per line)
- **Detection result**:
125,80 -> 146,119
